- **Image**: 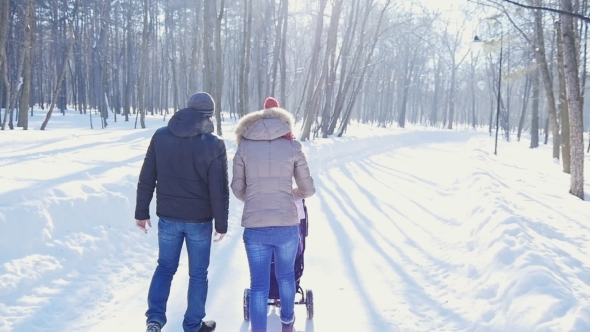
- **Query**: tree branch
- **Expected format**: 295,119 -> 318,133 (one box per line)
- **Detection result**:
501,0 -> 590,22
503,9 -> 534,47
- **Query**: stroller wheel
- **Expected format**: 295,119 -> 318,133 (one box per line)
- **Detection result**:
243,288 -> 250,321
305,289 -> 314,319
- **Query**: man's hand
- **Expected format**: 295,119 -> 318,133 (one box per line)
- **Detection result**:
213,231 -> 225,242
136,219 -> 152,234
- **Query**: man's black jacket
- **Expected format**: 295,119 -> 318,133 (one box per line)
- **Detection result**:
135,108 -> 229,234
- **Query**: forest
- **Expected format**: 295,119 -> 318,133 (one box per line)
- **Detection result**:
0,0 -> 588,198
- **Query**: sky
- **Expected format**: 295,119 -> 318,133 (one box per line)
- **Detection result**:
1,109 -> 590,332
418,0 -> 469,11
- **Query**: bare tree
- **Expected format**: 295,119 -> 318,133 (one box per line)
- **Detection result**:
319,0 -> 344,138
17,0 -> 34,130
268,0 -> 283,98
532,0 -> 560,159
238,0 -> 252,116
164,1 -> 180,112
41,0 -> 80,130
0,0 -> 9,130
136,0 -> 150,129
279,0 -> 288,107
91,0 -> 112,128
338,0 -> 393,137
530,64 -> 540,148
555,20 -> 570,173
516,72 -> 532,141
441,21 -> 470,130
327,1 -> 361,136
214,0 -> 225,136
560,0 -> 584,199
122,0 -> 134,121
3,1 -> 30,130
202,0 -> 214,95
299,0 -> 328,141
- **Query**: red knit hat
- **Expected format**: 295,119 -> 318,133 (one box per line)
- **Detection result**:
263,97 -> 279,109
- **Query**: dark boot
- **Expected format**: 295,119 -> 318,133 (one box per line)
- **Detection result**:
198,320 -> 217,332
146,322 -> 161,332
281,319 -> 294,332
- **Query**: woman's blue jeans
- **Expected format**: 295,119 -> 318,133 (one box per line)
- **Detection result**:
146,219 -> 212,331
244,225 -> 300,332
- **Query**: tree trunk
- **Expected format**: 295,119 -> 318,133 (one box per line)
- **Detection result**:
165,2 -> 179,112
517,73 -> 532,141
41,0 -> 79,130
556,21 -> 571,173
214,0 -> 225,136
447,65 -> 457,129
123,0 -> 132,121
91,0 -> 111,128
0,0 -> 9,129
338,0 -> 392,137
530,66 -> 540,148
398,57 -> 415,129
279,0 -> 288,108
136,0 -> 149,129
337,0 -> 380,135
17,0 -> 34,129
73,12 -> 86,115
431,56 -> 442,126
188,3 -> 202,99
327,1 -> 360,136
238,0 -> 252,116
4,0 -> 32,130
560,0 -> 585,199
202,0 -> 214,94
53,1 -> 65,115
471,55 -> 478,129
299,0 -> 327,141
320,0 -> 344,138
533,0 -> 561,159
269,0 -> 283,98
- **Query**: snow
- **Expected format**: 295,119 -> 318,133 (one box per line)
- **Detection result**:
1,110 -> 590,332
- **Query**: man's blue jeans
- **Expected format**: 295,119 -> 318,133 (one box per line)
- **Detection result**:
244,225 -> 299,332
146,218 -> 212,331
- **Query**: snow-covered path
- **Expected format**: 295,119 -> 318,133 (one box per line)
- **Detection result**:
1,114 -> 590,332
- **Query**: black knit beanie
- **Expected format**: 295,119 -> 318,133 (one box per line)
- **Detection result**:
186,92 -> 215,116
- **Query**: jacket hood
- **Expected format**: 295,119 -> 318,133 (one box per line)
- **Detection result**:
234,107 -> 294,145
168,108 -> 214,137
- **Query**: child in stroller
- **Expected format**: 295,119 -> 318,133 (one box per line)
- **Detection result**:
243,199 -> 314,321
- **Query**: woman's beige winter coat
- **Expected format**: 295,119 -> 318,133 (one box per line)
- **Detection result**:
231,107 -> 315,228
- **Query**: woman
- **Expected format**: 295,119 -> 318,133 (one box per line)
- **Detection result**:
231,100 -> 315,332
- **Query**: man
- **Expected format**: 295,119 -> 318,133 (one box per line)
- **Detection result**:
135,92 -> 229,332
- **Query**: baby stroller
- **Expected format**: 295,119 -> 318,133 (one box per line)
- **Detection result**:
243,199 -> 314,321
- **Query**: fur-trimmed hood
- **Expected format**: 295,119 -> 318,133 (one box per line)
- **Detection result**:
234,107 -> 294,145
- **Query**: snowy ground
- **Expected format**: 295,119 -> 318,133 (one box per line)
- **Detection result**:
1,109 -> 590,332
